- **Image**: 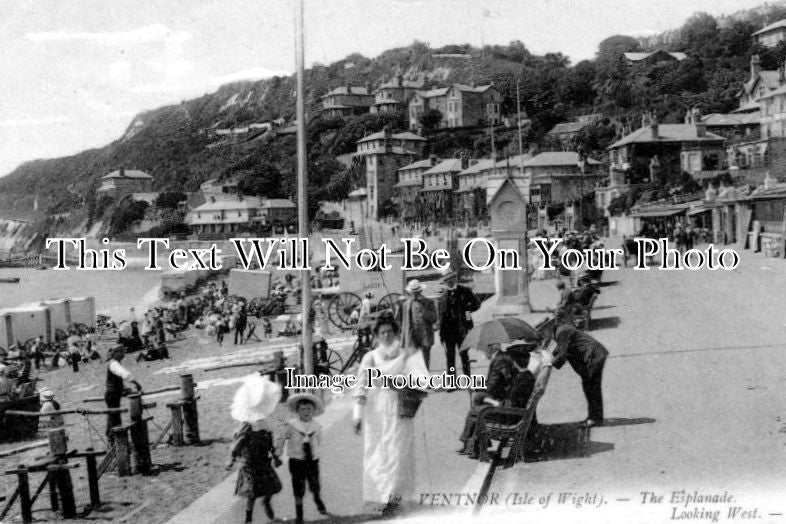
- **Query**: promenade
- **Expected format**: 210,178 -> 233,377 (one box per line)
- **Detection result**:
167,245 -> 786,524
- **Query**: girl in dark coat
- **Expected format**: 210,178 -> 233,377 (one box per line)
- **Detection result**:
227,374 -> 283,523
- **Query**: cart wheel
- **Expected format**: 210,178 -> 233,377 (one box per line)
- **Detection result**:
376,293 -> 401,314
327,292 -> 361,330
324,349 -> 344,376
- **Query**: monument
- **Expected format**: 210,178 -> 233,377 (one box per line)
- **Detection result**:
488,177 -> 531,317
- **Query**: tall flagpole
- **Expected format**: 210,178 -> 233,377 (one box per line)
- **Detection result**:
296,0 -> 313,376
517,80 -> 531,310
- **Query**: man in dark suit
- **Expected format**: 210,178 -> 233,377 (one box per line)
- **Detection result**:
438,270 -> 481,379
551,324 -> 609,427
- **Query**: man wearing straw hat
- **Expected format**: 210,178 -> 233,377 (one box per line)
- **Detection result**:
397,279 -> 437,368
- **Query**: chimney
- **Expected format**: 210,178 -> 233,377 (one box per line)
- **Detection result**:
119,166 -> 125,177
650,120 -> 659,140
461,155 -> 469,170
209,196 -> 216,203
383,124 -> 393,139
695,122 -> 706,138
751,54 -> 761,80
396,74 -> 404,87
429,154 -> 438,166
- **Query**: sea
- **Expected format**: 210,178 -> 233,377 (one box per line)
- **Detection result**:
0,267 -> 167,319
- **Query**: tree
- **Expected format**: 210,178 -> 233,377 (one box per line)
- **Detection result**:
108,199 -> 149,235
419,109 -> 443,131
596,35 -> 641,62
155,191 -> 187,210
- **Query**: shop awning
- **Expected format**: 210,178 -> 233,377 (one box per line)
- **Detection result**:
630,208 -> 685,218
686,206 -> 715,216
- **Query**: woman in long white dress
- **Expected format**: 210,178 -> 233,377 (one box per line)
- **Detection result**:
352,315 -> 429,514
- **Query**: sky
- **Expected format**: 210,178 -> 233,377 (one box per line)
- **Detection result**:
0,0 -> 775,178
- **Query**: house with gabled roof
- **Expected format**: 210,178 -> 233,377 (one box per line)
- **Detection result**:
395,155 -> 440,222
753,19 -> 786,48
320,85 -> 374,118
607,119 -> 725,184
372,75 -> 425,114
420,157 -> 468,222
445,84 -> 501,128
408,87 -> 450,130
736,55 -> 779,113
96,167 -> 153,199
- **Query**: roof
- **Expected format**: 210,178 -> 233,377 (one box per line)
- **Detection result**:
523,151 -> 602,167
398,158 -> 439,172
414,87 -> 450,99
753,19 -> 786,36
744,70 -> 780,94
101,169 -> 152,180
377,78 -> 425,90
757,82 -> 786,100
321,86 -> 371,98
548,121 -> 590,135
450,84 -> 494,94
190,197 -> 262,212
260,199 -> 295,209
420,186 -> 452,192
348,188 -> 367,198
624,50 -> 687,62
422,159 -> 464,175
701,113 -> 760,126
354,146 -> 419,156
732,102 -> 762,113
608,124 -> 725,149
494,154 -> 533,169
356,131 -> 426,143
744,184 -> 786,201
458,158 -> 496,175
630,208 -> 685,218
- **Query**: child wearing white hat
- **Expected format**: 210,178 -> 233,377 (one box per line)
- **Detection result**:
227,374 -> 283,523
275,392 -> 328,524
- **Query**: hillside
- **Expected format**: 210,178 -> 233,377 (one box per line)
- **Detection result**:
4,1 -> 786,233
0,41 -> 578,227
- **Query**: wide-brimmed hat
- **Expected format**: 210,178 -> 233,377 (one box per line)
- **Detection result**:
440,269 -> 458,282
40,389 -> 55,401
286,392 -> 325,416
231,374 -> 282,422
406,279 -> 425,294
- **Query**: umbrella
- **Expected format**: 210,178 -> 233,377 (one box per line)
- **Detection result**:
459,317 -> 541,356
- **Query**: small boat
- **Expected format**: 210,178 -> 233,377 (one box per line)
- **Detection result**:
0,277 -> 20,283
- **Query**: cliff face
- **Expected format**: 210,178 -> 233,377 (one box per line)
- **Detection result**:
0,43 -> 498,223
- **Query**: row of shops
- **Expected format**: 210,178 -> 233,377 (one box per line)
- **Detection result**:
611,180 -> 786,254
